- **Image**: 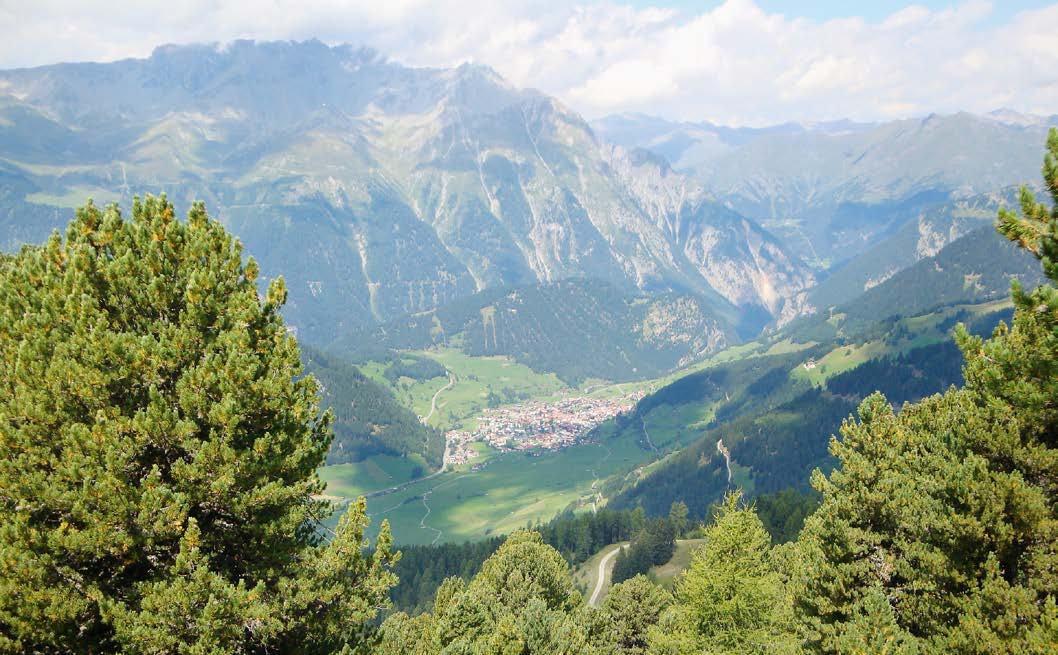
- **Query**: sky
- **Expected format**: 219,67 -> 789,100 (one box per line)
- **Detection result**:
2,0 -> 1057,125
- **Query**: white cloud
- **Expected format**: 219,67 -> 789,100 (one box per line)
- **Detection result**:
1,0 -> 1057,124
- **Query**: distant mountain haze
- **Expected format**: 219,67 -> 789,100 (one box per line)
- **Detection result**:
0,40 -> 812,346
594,111 -> 1058,270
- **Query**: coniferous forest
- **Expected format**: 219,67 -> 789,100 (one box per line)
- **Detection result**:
2,106 -> 1058,655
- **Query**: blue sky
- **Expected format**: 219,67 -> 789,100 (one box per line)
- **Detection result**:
3,1 -> 1058,124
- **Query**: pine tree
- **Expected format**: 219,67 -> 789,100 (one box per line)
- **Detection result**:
668,501 -> 689,538
648,492 -> 800,655
604,575 -> 672,655
378,530 -> 607,654
795,131 -> 1058,653
0,197 -> 396,654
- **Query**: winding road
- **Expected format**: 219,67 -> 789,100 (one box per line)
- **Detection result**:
590,544 -> 627,607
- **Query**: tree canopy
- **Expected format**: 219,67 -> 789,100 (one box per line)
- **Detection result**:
795,129 -> 1058,653
0,197 -> 395,654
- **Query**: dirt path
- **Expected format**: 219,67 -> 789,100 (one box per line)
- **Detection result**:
586,441 -> 613,514
590,545 -> 627,607
418,475 -> 465,545
423,372 -> 456,423
640,416 -> 659,454
717,438 -> 732,483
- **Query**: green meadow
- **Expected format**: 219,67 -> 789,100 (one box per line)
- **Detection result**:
318,454 -> 430,499
324,425 -> 652,546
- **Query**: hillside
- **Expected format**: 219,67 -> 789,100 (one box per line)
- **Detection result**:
301,345 -> 444,469
785,225 -> 1044,341
790,189 -> 1019,321
334,279 -> 739,384
603,225 -> 1044,518
607,315 -> 1009,521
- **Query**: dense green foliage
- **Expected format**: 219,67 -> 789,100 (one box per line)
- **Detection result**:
377,531 -> 603,654
388,537 -> 504,615
648,493 -> 799,654
794,130 -> 1058,653
755,489 -> 820,545
302,345 -> 444,467
0,198 -> 396,654
611,518 -> 677,584
604,576 -> 672,655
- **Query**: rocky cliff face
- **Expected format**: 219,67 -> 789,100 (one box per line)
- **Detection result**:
0,40 -> 813,342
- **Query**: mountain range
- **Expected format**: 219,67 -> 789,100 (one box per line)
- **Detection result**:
0,39 -> 812,346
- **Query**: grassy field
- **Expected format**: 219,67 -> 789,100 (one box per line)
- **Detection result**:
318,454 -> 429,499
649,538 -> 708,589
323,424 -> 653,546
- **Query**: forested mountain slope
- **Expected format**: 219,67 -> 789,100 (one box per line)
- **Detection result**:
785,226 -> 1044,341
333,279 -> 738,384
608,315 -> 1008,521
604,224 -> 1043,519
302,345 -> 444,468
788,189 -> 1020,322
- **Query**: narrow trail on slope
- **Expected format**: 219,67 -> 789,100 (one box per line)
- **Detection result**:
586,441 -> 613,514
590,544 -> 627,607
717,439 -> 732,483
423,372 -> 456,423
640,416 -> 659,454
419,475 -> 466,545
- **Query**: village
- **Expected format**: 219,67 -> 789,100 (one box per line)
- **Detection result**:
443,391 -> 645,465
